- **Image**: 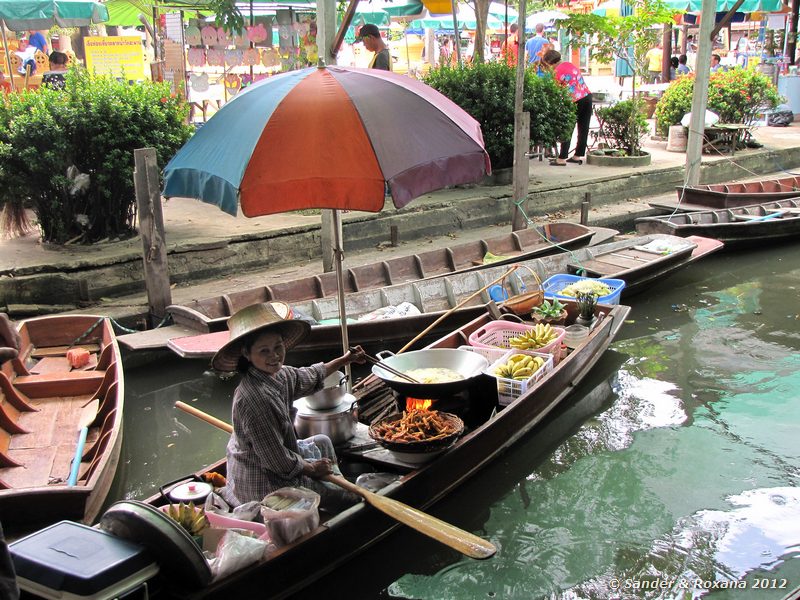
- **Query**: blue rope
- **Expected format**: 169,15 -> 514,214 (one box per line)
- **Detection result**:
512,197 -> 587,275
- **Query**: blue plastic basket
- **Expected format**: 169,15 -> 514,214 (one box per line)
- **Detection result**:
541,274 -> 626,305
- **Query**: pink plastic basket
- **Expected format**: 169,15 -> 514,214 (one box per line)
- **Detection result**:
468,320 -> 565,357
485,350 -> 554,406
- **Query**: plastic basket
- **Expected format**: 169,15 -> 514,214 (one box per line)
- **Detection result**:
457,345 -> 507,365
468,320 -> 565,357
485,350 -> 554,406
541,274 -> 626,305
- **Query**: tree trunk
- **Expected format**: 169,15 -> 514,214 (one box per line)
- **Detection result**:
473,0 -> 490,64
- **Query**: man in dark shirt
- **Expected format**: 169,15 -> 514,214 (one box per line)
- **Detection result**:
357,24 -> 392,71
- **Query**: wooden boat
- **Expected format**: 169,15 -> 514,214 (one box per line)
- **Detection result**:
635,200 -> 800,249
164,221 -> 597,335
128,300 -> 631,598
666,175 -> 800,211
0,315 -> 124,536
164,233 -> 721,361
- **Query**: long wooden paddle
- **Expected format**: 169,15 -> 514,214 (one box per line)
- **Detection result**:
174,401 -> 496,560
67,398 -> 99,486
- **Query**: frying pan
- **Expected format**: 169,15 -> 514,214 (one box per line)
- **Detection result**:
371,348 -> 489,397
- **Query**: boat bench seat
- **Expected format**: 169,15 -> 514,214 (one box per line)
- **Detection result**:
11,371 -> 106,399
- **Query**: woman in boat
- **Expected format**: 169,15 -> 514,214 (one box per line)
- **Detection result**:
211,303 -> 366,512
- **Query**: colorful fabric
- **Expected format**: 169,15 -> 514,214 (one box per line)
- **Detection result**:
553,62 -> 590,102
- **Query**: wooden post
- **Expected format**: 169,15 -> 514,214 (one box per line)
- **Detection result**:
512,111 -> 530,231
580,192 -> 591,225
134,148 -> 172,327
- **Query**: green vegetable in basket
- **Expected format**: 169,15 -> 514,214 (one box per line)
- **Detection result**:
559,280 -> 612,298
531,298 -> 566,319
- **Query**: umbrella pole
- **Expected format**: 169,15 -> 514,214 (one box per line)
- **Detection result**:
1,22 -> 16,90
332,209 -> 352,390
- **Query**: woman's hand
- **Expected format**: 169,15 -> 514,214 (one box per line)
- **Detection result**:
303,458 -> 333,479
346,345 -> 366,365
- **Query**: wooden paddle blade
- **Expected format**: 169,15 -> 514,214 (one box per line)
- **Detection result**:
79,399 -> 100,428
326,475 -> 496,560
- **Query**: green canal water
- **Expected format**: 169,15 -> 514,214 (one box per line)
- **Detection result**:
117,242 -> 800,599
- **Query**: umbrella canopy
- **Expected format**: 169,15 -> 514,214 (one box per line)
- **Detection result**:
411,5 -> 506,30
163,65 -> 490,217
526,9 -> 568,29
0,0 -> 107,29
163,64 -> 490,364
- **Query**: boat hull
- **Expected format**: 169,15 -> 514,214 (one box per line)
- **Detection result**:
0,315 -> 124,537
140,303 -> 630,598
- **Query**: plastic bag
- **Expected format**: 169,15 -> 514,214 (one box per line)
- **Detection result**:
260,487 -> 320,546
206,529 -> 269,581
681,109 -> 719,128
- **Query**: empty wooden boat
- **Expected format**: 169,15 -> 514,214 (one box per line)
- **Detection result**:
164,233 -> 719,362
653,175 -> 800,211
635,200 -> 800,249
0,315 -> 124,536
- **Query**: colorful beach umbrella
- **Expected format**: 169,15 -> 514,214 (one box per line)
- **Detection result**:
163,65 -> 490,358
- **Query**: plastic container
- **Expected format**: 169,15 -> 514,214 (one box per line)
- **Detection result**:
468,320 -> 565,358
541,274 -> 626,305
485,350 -> 554,406
563,324 -> 590,349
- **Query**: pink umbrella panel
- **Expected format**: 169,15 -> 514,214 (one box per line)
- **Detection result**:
163,65 -> 491,217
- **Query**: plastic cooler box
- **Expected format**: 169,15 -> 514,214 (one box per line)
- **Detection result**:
541,274 -> 625,305
10,520 -> 159,600
467,321 -> 566,361
485,350 -> 554,406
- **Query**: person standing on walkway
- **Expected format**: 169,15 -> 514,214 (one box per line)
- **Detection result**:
677,54 -> 691,75
541,49 -> 592,166
357,24 -> 392,71
710,53 -> 723,73
645,42 -> 663,83
525,23 -> 548,74
735,33 -> 750,68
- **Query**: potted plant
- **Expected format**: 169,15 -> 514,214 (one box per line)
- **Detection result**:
530,298 -> 568,325
589,99 -> 652,166
575,292 -> 598,328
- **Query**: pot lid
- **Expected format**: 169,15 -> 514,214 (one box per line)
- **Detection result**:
294,394 -> 356,418
169,481 -> 214,502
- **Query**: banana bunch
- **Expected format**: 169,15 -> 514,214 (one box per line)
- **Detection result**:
494,353 -> 546,380
165,501 -> 209,537
508,324 -> 559,350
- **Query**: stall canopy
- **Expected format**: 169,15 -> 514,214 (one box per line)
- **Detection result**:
0,0 -> 108,29
104,0 -> 152,26
411,4 -> 507,30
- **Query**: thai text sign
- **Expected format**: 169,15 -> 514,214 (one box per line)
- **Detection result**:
84,37 -> 146,81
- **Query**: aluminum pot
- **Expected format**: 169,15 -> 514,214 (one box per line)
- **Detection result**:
293,394 -> 357,445
298,371 -> 348,410
371,348 -> 489,397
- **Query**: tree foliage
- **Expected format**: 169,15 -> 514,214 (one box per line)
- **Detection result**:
423,61 -> 575,169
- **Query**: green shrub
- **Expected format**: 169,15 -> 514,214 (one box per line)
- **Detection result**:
595,99 -> 650,156
423,62 -> 575,170
0,68 -> 193,244
654,69 -> 782,137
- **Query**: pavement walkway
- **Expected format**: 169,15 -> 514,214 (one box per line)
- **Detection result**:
3,121 -> 800,323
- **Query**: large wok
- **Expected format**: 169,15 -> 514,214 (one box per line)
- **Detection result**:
372,349 -> 489,397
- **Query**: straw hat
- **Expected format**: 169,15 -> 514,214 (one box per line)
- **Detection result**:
211,302 -> 310,372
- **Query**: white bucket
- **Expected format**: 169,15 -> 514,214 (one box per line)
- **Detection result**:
666,125 -> 688,152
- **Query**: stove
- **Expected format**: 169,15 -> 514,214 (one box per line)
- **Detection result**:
394,373 -> 498,429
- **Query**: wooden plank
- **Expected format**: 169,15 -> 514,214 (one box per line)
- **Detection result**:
30,344 -> 101,358
0,446 -> 59,487
29,356 -> 71,374
116,324 -> 198,352
12,372 -> 105,398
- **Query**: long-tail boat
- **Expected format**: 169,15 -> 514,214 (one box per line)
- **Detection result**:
651,175 -> 800,211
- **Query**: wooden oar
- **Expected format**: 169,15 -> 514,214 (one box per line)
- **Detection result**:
67,399 -> 99,486
174,401 -> 497,560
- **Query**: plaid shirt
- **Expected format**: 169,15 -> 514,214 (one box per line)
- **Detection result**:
226,363 -> 326,504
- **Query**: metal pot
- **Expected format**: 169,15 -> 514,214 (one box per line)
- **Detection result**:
299,371 -> 348,410
159,475 -> 214,504
371,348 -> 489,397
293,394 -> 357,446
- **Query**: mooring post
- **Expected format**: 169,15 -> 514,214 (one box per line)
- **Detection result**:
580,192 -> 591,225
134,148 -> 172,328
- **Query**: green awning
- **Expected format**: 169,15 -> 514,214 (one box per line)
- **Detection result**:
104,0 -> 153,26
663,0 -> 784,12
0,0 -> 108,30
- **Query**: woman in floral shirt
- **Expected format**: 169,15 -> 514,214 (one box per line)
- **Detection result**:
542,49 -> 593,166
